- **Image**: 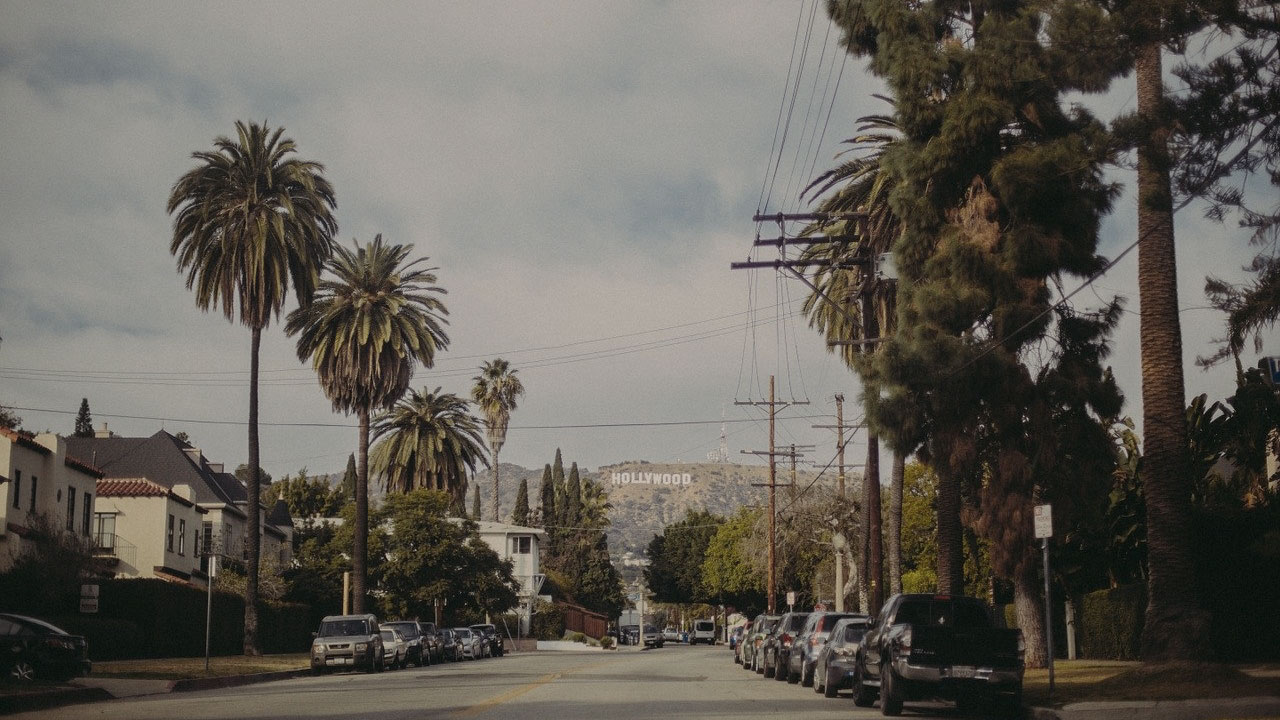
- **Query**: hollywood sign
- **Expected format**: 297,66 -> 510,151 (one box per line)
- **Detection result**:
610,471 -> 693,488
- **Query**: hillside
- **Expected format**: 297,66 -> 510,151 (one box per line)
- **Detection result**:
320,460 -> 836,556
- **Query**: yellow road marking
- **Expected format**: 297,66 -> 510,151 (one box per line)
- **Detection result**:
453,659 -> 620,718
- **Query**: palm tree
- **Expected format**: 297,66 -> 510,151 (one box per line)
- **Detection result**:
471,359 -> 525,522
801,110 -> 902,609
168,120 -> 337,654
370,387 -> 489,503
286,235 -> 449,613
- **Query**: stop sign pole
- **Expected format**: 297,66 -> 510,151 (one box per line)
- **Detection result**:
1034,504 -> 1054,701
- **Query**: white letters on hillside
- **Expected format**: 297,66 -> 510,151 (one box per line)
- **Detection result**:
610,471 -> 693,488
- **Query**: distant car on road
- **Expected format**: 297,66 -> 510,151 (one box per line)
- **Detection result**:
813,616 -> 870,697
642,624 -> 663,648
470,624 -> 504,657
0,613 -> 91,682
662,626 -> 680,642
453,627 -> 486,659
311,614 -> 383,674
437,628 -> 463,662
691,618 -> 716,645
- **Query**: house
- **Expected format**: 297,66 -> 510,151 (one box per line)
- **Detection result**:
472,520 -> 546,635
0,429 -> 102,572
67,428 -> 293,588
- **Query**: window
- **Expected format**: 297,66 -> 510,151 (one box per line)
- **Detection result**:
167,514 -> 175,552
94,513 -> 116,549
200,521 -> 214,573
66,487 -> 76,531
511,536 -> 531,554
178,518 -> 186,556
82,493 -> 92,536
29,475 -> 37,511
11,470 -> 18,509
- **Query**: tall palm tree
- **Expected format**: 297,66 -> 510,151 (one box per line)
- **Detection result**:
286,235 -> 448,613
167,120 -> 337,654
471,359 -> 525,522
370,387 -> 489,502
801,110 -> 902,610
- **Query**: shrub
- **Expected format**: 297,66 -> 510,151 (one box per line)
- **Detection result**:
531,602 -> 565,640
1080,584 -> 1145,660
599,635 -> 614,650
566,631 -> 586,643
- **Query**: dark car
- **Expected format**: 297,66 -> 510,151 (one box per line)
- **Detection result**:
0,613 -> 91,682
417,621 -> 442,664
620,625 -> 640,646
437,628 -> 463,662
813,616 -> 870,697
743,614 -> 780,673
761,611 -> 809,680
788,611 -> 863,685
470,624 -> 504,657
311,614 -> 384,674
381,621 -> 427,667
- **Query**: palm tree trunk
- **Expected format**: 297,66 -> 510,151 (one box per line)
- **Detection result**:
244,326 -> 262,656
1013,558 -> 1047,668
866,433 -> 884,611
1134,39 -> 1212,661
492,447 -> 500,522
936,433 -> 965,595
888,450 -> 904,596
354,408 -> 370,614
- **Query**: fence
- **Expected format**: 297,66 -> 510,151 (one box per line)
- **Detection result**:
559,602 -> 607,639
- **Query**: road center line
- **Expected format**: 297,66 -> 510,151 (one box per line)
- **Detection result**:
453,659 -> 617,718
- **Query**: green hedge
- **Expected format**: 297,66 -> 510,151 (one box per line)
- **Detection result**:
531,603 -> 565,640
1080,584 -> 1145,660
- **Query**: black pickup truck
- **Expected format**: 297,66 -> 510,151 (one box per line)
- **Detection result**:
852,593 -> 1024,717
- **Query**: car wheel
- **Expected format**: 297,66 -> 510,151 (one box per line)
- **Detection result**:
763,655 -> 774,678
802,661 -> 814,688
786,663 -> 799,683
852,660 -> 877,707
814,663 -> 825,694
824,666 -> 840,698
880,662 -> 903,716
7,660 -> 36,683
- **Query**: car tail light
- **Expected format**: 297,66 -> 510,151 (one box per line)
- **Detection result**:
781,633 -> 792,648
899,627 -> 912,653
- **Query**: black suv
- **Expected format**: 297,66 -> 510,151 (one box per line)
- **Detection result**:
761,611 -> 810,680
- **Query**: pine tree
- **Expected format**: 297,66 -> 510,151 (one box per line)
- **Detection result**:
73,398 -> 93,438
340,453 -> 357,505
537,464 -> 554,527
512,478 -> 530,526
551,449 -> 566,526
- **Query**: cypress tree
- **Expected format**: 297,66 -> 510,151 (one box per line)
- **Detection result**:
73,398 -> 93,438
537,464 -> 554,527
565,463 -> 582,528
341,453 -> 357,502
551,449 -> 566,526
472,483 -> 481,520
512,478 -> 530,526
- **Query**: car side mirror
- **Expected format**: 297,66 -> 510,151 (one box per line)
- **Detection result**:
311,632 -> 318,638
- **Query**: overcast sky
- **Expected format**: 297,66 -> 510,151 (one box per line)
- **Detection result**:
1,1 -> 1269,482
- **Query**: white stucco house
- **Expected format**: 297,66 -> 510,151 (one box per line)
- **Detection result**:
472,520 -> 546,635
0,429 -> 101,572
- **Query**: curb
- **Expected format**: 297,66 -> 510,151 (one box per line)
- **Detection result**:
0,687 -> 113,716
1028,706 -> 1061,720
168,668 -> 309,693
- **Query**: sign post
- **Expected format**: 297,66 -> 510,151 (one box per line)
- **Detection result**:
1034,504 -> 1054,702
79,584 -> 99,614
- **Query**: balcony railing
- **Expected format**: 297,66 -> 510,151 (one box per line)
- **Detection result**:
93,532 -> 137,567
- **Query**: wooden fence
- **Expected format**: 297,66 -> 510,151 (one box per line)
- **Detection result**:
559,602 -> 607,639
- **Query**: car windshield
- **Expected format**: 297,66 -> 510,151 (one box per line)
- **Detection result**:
319,620 -> 370,637
380,630 -> 396,641
455,629 -> 471,638
786,614 -> 810,630
695,621 -> 714,631
384,623 -> 417,637
643,625 -> 658,634
844,624 -> 868,643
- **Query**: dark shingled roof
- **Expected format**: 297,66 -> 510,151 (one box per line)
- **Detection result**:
267,499 -> 294,528
67,431 -> 247,518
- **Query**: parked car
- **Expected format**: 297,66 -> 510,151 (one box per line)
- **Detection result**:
761,611 -> 809,680
852,593 -> 1024,716
0,613 -> 91,682
437,628 -> 462,662
662,626 -> 681,642
691,618 -> 716,645
453,627 -> 486,659
380,627 -> 408,670
470,624 -> 504,657
788,611 -> 862,685
620,625 -> 640,646
813,616 -> 870,698
381,621 -> 426,667
641,624 -> 663,648
311,614 -> 384,674
417,621 -> 441,664
729,625 -> 746,659
743,614 -> 780,672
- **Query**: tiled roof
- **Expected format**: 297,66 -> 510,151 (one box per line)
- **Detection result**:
0,427 -> 50,455
96,477 -> 204,510
64,455 -> 104,478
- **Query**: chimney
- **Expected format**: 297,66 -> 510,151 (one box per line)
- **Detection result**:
95,422 -> 114,439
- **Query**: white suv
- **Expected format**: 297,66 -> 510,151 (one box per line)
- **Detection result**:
691,619 -> 716,645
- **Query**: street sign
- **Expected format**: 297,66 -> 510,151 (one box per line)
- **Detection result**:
1262,356 -> 1280,385
80,584 -> 99,598
1034,504 -> 1053,539
786,591 -> 796,607
80,585 -> 99,614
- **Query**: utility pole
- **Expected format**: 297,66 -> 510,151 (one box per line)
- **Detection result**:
737,376 -> 809,614
815,394 -> 861,612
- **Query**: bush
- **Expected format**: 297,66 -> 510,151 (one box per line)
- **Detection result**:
531,602 -> 565,640
1080,584 -> 1145,660
566,631 -> 586,643
599,635 -> 614,650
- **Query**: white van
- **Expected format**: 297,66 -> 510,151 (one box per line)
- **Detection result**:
691,618 -> 716,645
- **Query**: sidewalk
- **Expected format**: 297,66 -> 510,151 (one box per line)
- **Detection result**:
0,669 -> 306,715
1030,695 -> 1280,720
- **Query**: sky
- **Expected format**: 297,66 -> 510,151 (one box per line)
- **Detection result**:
1,1 -> 1271,483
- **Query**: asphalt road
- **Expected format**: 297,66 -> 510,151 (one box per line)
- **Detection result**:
13,644 -> 971,720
